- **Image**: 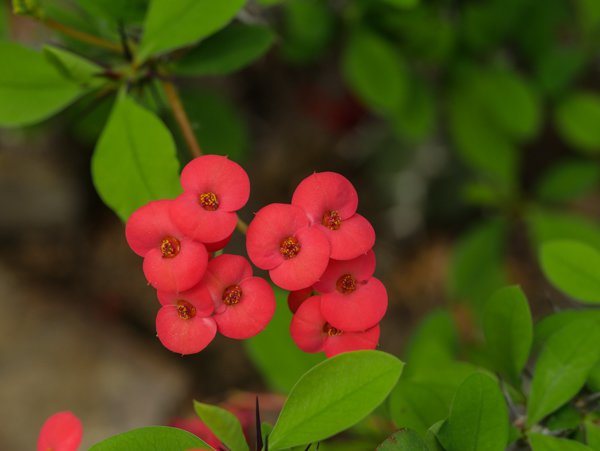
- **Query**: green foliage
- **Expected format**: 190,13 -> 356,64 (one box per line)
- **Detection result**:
526,208 -> 600,251
76,0 -> 148,24
138,0 -> 246,60
244,286 -> 323,393
42,45 -> 103,87
174,24 -> 274,76
527,317 -> 600,426
555,91 -> 600,154
437,372 -> 509,451
535,159 -> 600,203
540,240 -> 600,304
193,401 -> 248,451
585,419 -> 600,449
533,309 -> 600,349
0,41 -> 85,127
91,93 -> 181,221
268,351 -> 404,450
342,28 -> 408,114
376,428 -> 429,450
89,426 -> 212,451
529,433 -> 593,451
389,77 -> 436,143
483,286 -> 532,385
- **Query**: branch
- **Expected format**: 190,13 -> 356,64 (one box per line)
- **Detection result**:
44,18 -> 123,53
161,79 -> 202,158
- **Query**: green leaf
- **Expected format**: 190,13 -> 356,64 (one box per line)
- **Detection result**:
546,404 -> 581,432
0,41 -> 84,127
437,372 -> 509,451
376,428 -> 429,450
534,310 -> 600,349
529,433 -> 593,451
76,0 -> 148,24
342,29 -> 408,114
91,94 -> 181,221
268,351 -> 404,450
0,2 -> 8,38
535,46 -> 586,97
138,0 -> 246,60
483,286 -> 533,384
89,426 -> 212,451
244,286 -> 324,392
588,362 -> 600,392
174,24 -> 274,76
389,77 -> 436,143
540,240 -> 600,304
380,0 -> 420,9
11,0 -> 42,17
448,218 -> 508,307
193,401 -> 248,451
527,317 -> 600,426
526,208 -> 600,251
555,92 -> 600,154
585,418 -> 600,450
43,45 -> 104,88
536,159 -> 600,203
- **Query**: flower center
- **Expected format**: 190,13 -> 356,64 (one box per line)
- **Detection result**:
280,236 -> 301,259
323,323 -> 343,336
322,210 -> 342,230
199,192 -> 219,211
176,300 -> 196,319
160,236 -> 181,258
336,274 -> 357,294
222,285 -> 242,305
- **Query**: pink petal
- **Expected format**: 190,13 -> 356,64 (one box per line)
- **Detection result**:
269,226 -> 330,291
156,306 -> 217,354
37,411 -> 82,451
157,283 -> 214,318
313,250 -> 376,293
203,254 -> 253,308
292,172 -> 358,223
213,277 -> 275,339
205,233 -> 233,253
143,238 -> 208,292
246,203 -> 310,270
180,155 -> 250,211
323,324 -> 380,358
125,200 -> 182,256
290,295 -> 327,353
320,277 -> 388,332
323,214 -> 375,260
170,192 -> 238,243
288,287 -> 314,313
169,418 -> 222,449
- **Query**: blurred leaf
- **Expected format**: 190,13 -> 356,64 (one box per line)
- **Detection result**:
574,0 -> 600,35
534,310 -> 600,349
526,208 -> 600,251
425,420 -> 446,451
138,0 -> 246,60
257,0 -> 285,5
588,363 -> 600,392
89,426 -> 212,450
546,405 -> 581,432
535,46 -> 586,97
461,182 -> 504,207
536,159 -> 600,203
0,41 -> 84,127
380,0 -> 420,9
72,94 -> 114,144
12,0 -> 42,17
585,418 -> 600,449
268,351 -> 403,450
43,45 -> 104,88
377,429 -> 428,450
76,0 -> 148,24
244,286 -> 324,393
527,317 -> 600,426
193,401 -> 248,451
0,2 -> 7,38
91,93 -> 181,221
483,286 -> 532,385
540,240 -> 600,304
529,434 -> 593,451
437,372 -> 509,451
174,24 -> 274,76
555,92 -> 600,155
342,29 -> 408,114
178,88 -> 247,162
448,217 -> 508,307
389,77 -> 436,143
281,0 -> 334,63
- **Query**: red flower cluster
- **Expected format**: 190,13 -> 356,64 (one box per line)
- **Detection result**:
126,155 -> 274,355
246,172 -> 386,357
37,411 -> 82,451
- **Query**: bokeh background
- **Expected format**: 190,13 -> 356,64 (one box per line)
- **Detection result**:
1,0 -> 600,448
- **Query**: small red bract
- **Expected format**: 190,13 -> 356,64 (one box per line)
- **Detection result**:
37,411 -> 82,451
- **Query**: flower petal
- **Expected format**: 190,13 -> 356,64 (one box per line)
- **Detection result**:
313,250 -> 376,293
323,213 -> 375,260
125,200 -> 182,256
323,324 -> 380,358
203,254 -> 253,309
320,277 -> 387,332
157,283 -> 214,318
288,287 -> 314,313
37,411 -> 83,451
290,295 -> 327,353
156,306 -> 217,354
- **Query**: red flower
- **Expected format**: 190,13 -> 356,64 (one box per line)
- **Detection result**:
290,295 -> 380,357
37,411 -> 82,451
292,172 -> 375,260
170,417 -> 222,449
246,203 -> 330,290
156,283 -> 217,355
315,251 -> 387,332
170,155 -> 250,244
287,287 -> 314,313
202,254 -> 275,339
126,200 -> 208,292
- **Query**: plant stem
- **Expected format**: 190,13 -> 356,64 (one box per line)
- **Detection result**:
237,218 -> 249,235
161,79 -> 202,158
44,18 -> 123,53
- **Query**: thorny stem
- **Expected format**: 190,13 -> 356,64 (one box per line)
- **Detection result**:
161,79 -> 203,158
44,18 -> 123,53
